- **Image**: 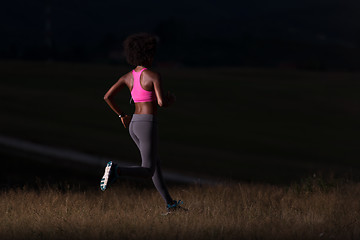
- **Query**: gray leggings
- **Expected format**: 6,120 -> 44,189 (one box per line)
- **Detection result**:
118,114 -> 173,204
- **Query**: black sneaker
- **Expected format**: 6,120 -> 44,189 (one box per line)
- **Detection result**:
166,200 -> 188,212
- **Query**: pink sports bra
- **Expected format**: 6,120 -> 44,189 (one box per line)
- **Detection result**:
131,68 -> 157,103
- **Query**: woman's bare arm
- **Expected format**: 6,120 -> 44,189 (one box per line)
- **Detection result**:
104,77 -> 126,116
152,72 -> 175,107
104,77 -> 132,128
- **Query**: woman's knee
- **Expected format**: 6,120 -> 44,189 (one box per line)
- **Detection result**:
146,166 -> 156,177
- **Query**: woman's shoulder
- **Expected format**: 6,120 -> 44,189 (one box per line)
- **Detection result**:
143,69 -> 161,81
115,71 -> 133,86
120,71 -> 133,80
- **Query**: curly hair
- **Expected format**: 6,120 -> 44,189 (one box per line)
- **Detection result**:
123,33 -> 158,67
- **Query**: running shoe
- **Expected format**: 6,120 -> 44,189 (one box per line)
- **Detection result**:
100,161 -> 118,191
166,200 -> 187,212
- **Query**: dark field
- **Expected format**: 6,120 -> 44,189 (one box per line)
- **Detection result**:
1,61 -> 360,184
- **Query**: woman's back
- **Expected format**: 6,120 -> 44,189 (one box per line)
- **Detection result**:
124,67 -> 160,115
131,68 -> 157,103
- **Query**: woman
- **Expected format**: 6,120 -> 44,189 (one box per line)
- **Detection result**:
100,33 -> 183,212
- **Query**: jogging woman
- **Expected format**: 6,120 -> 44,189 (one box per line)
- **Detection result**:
100,33 -> 183,212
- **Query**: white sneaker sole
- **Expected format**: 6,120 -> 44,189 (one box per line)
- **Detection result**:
100,161 -> 113,191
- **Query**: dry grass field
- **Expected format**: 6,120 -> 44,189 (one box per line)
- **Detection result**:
1,178 -> 359,240
1,61 -> 360,240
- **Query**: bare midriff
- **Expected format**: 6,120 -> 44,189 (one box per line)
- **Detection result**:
134,101 -> 158,115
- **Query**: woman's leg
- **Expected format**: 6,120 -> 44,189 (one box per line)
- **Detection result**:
118,120 -> 155,177
117,116 -> 173,204
152,157 -> 173,204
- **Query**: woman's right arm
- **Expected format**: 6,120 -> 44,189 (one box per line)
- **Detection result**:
153,73 -> 176,107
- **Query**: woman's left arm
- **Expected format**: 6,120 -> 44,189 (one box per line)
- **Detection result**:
104,77 -> 132,128
104,77 -> 125,116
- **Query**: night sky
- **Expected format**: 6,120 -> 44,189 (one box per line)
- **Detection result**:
1,0 -> 359,68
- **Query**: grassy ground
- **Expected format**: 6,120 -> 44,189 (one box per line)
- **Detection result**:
0,178 -> 359,240
1,151 -> 359,240
1,61 -> 360,183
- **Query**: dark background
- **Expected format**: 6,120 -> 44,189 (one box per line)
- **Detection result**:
1,0 -> 360,70
1,0 -> 360,188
